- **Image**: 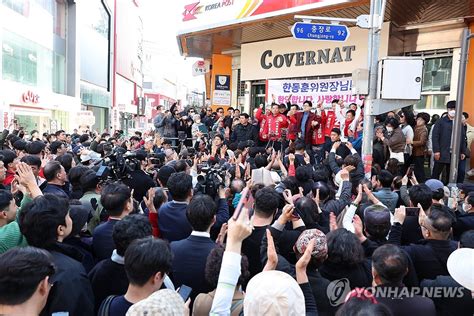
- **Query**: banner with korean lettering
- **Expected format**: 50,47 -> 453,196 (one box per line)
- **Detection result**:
266,77 -> 361,106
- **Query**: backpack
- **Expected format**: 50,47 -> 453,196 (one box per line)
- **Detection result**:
97,295 -> 117,316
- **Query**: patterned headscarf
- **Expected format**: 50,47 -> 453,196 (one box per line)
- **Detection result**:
295,229 -> 328,260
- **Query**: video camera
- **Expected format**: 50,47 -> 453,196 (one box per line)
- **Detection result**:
194,166 -> 226,199
96,147 -> 140,181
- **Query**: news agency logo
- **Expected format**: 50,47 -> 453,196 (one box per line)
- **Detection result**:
327,278 -> 351,306
326,279 -> 467,307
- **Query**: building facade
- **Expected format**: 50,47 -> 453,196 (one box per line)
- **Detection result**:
0,0 -> 143,135
0,0 -> 79,133
176,0 -> 473,118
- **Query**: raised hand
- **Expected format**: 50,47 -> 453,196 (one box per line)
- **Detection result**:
263,229 -> 278,271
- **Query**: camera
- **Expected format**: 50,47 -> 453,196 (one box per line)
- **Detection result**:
194,166 -> 226,199
96,147 -> 139,181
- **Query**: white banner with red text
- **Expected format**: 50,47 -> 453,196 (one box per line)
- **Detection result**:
266,77 -> 363,107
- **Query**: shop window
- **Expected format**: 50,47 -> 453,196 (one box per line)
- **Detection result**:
2,31 -> 65,94
414,56 -> 452,111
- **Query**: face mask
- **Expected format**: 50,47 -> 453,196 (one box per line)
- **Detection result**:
463,203 -> 471,212
448,110 -> 455,117
386,127 -> 393,132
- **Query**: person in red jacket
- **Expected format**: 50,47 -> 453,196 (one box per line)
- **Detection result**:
311,107 -> 327,163
256,103 -> 289,149
323,99 -> 340,139
287,104 -> 299,142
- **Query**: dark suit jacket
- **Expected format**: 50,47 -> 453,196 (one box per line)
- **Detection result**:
375,284 -> 436,316
170,234 -> 216,300
92,219 -> 119,261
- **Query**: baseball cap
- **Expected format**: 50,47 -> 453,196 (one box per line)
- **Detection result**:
425,179 -> 444,192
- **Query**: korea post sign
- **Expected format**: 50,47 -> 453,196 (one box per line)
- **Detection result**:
267,77 -> 361,105
212,75 -> 231,106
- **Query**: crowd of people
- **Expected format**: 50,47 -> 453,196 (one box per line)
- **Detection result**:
0,97 -> 473,316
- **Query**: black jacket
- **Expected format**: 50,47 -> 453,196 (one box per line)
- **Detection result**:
88,258 -> 128,313
388,223 -> 457,281
41,243 -> 94,316
374,284 -> 436,316
319,260 -> 372,289
170,235 -> 216,301
421,275 -> 474,316
453,211 -> 474,240
432,116 -> 467,163
231,123 -> 258,144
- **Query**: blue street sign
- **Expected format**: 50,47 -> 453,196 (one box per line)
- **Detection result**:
291,22 -> 350,42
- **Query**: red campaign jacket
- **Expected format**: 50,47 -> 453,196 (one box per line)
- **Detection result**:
344,118 -> 358,139
287,114 -> 299,141
256,108 -> 289,141
323,110 -> 337,137
256,108 -> 269,141
311,111 -> 327,145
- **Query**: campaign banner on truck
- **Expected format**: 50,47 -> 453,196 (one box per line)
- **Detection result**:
266,77 -> 361,106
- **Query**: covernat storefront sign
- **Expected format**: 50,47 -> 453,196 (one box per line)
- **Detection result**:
241,23 -> 390,81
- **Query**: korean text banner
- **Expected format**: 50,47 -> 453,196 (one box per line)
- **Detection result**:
267,77 -> 361,105
179,0 -> 348,34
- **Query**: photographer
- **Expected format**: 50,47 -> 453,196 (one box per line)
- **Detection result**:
121,151 -> 156,203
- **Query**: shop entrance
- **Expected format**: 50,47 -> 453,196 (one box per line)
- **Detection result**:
251,83 -> 266,111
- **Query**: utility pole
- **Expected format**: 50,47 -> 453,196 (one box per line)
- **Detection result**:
361,0 -> 385,179
449,27 -> 473,185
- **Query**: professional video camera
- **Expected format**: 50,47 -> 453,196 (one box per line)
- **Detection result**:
194,166 -> 226,199
96,147 -> 140,181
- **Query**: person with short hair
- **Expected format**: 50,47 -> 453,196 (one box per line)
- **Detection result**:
42,161 -> 69,199
0,163 -> 42,254
89,214 -> 152,313
93,183 -> 134,261
372,244 -> 436,316
388,205 -> 458,281
19,194 -> 94,316
452,192 -> 474,240
432,101 -> 467,184
0,149 -> 18,187
0,247 -> 56,315
373,170 -> 398,213
231,113 -> 258,144
49,141 -> 67,157
241,187 -> 281,277
170,195 -> 218,301
98,237 -> 173,316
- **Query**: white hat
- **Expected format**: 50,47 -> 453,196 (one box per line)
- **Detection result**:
447,248 -> 474,291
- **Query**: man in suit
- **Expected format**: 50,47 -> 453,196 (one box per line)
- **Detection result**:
372,244 -> 436,316
170,195 -> 218,301
93,183 -> 133,261
159,172 -> 229,242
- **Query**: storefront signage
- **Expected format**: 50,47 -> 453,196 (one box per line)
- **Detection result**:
179,0 -> 348,34
260,46 -> 355,70
212,90 -> 231,106
76,111 -> 96,127
215,75 -> 231,90
241,23 -> 390,81
22,91 -> 40,104
267,77 -> 361,105
192,60 -> 210,76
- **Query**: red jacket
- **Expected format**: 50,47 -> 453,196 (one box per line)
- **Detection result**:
256,108 -> 289,141
323,110 -> 337,137
311,111 -> 327,145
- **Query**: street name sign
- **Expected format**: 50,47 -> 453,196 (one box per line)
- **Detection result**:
291,22 -> 350,42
